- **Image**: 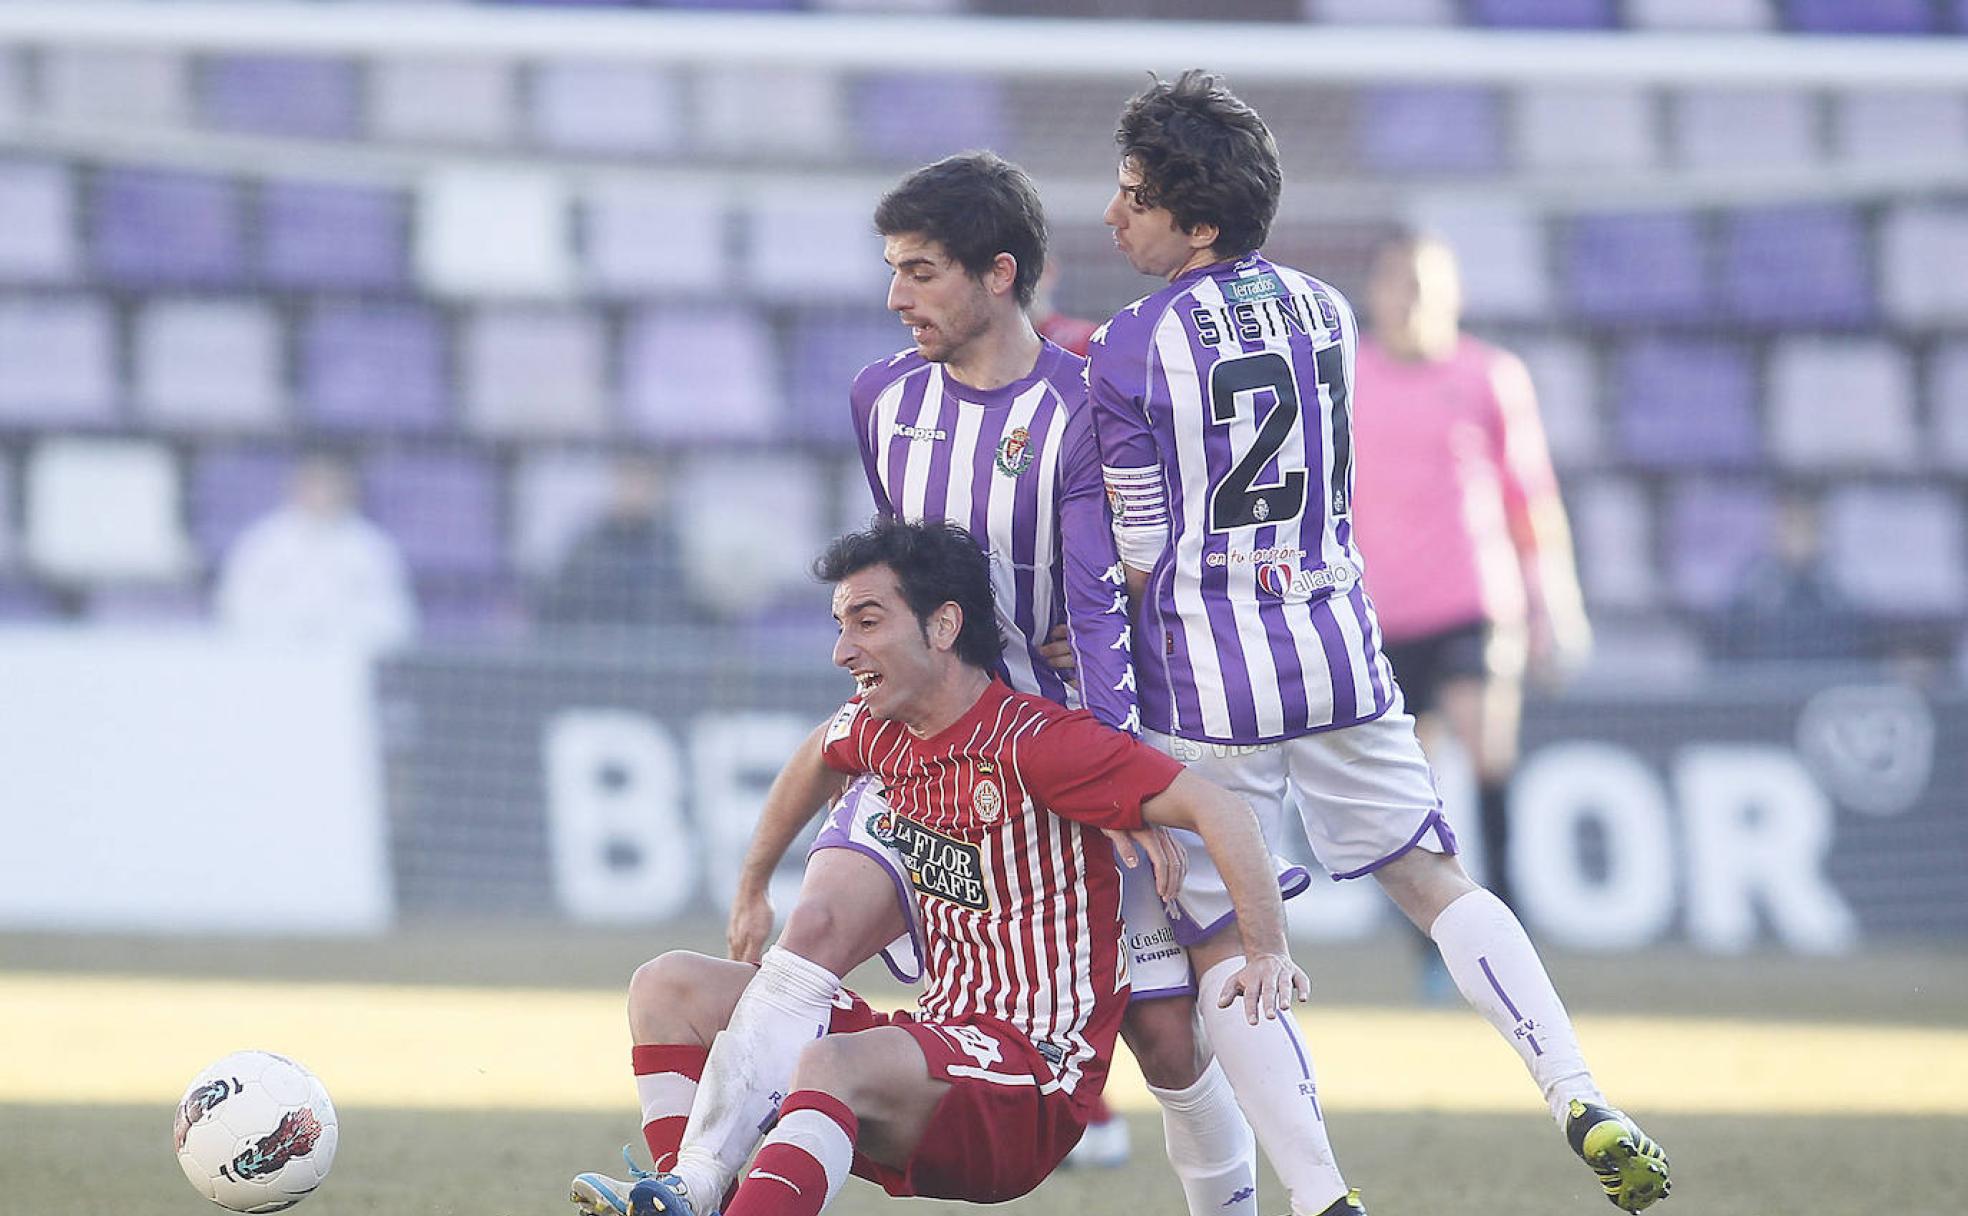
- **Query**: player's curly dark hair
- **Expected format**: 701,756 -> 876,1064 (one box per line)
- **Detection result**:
815,517 -> 1007,673
1116,69 -> 1282,261
874,151 -> 1047,308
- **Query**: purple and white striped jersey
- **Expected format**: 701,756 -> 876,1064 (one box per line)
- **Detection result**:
1088,254 -> 1397,745
851,339 -> 1139,733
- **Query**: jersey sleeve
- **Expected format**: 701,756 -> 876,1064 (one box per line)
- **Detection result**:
849,359 -> 897,516
1056,405 -> 1141,734
1014,709 -> 1183,830
1086,310 -> 1170,569
817,698 -> 873,775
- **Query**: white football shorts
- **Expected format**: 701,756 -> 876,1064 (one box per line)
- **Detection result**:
1143,707 -> 1455,941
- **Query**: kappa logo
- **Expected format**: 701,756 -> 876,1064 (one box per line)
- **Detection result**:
894,422 -> 948,442
995,426 -> 1034,476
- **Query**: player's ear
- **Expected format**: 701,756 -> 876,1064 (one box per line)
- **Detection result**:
988,252 -> 1019,299
1186,220 -> 1221,254
928,601 -> 963,652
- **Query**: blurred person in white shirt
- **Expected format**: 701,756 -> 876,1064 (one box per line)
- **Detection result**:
214,452 -> 416,649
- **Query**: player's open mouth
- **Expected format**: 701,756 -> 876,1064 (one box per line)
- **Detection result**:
854,671 -> 882,693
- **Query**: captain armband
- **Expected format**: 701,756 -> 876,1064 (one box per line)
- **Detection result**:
1102,463 -> 1170,570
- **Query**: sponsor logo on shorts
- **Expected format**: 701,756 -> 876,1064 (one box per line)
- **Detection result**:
1165,737 -> 1276,763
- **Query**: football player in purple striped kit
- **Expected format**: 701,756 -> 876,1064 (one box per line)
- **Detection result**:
1086,70 -> 1670,1215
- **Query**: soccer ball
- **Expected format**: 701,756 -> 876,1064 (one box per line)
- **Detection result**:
174,1050 -> 339,1212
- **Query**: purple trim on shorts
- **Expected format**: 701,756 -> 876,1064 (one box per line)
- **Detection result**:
1279,865 -> 1312,901
810,788 -> 922,985
1128,983 -> 1197,1003
1167,864 -> 1314,948
1326,806 -> 1460,882
1479,955 -> 1543,1057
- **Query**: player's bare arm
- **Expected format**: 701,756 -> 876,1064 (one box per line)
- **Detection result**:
1139,769 -> 1308,1023
727,721 -> 852,963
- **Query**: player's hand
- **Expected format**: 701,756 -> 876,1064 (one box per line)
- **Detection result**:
1039,624 -> 1077,681
1103,825 -> 1187,904
726,888 -> 775,964
1216,950 -> 1310,1026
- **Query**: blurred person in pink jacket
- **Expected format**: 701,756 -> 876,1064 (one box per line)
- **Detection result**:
1351,231 -> 1591,941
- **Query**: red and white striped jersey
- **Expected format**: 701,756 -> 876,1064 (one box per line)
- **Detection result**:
819,679 -> 1182,1099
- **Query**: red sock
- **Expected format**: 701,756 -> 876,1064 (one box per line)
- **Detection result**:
632,1043 -> 708,1172
723,1091 -> 858,1216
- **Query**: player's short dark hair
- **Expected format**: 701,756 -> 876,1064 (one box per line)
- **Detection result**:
874,151 -> 1047,309
815,517 -> 1006,673
1115,69 -> 1282,261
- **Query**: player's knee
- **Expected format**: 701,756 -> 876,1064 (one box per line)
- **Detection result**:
627,950 -> 726,1044
788,1034 -> 857,1099
1122,999 -> 1205,1089
777,896 -> 843,958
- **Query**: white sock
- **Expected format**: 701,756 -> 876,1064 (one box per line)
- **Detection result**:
670,947 -> 841,1201
1147,1057 -> 1259,1216
1429,888 -> 1603,1125
1196,956 -> 1348,1216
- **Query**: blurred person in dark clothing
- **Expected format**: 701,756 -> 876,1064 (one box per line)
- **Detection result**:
1713,490 -> 1868,664
537,456 -> 708,629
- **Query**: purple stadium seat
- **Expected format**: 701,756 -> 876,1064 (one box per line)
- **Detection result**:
372,57 -> 515,147
1769,338 -> 1916,470
1720,205 -> 1873,328
1514,337 -> 1599,466
133,299 -> 284,431
0,450 -> 12,567
854,75 -> 1010,162
1612,339 -> 1759,469
0,161 -> 77,283
1786,0 -> 1934,33
187,446 -> 298,564
298,304 -> 449,433
0,578 -> 61,622
461,308 -> 608,438
1571,476 -> 1657,609
1409,201 -> 1549,317
1822,483 -> 1965,615
416,578 -> 522,643
201,55 -> 361,139
1664,480 -> 1775,610
1673,90 -> 1817,169
41,48 -> 189,126
656,0 -> 802,10
362,450 -> 503,579
743,200 -> 888,303
1565,212 -> 1709,325
1517,87 -> 1654,172
1930,343 -> 1968,472
530,61 -> 684,155
85,585 -> 206,626
1467,0 -> 1615,26
0,296 -> 116,428
786,310 -> 907,443
1305,0 -> 1457,23
621,306 -> 781,441
261,182 -> 406,290
1626,0 -> 1772,29
510,451 -> 612,576
1833,92 -> 1968,166
583,181 -> 727,295
91,168 -> 246,287
1881,204 -> 1968,327
1355,87 -> 1503,175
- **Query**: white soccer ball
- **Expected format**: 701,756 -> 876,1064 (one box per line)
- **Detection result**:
174,1050 -> 339,1213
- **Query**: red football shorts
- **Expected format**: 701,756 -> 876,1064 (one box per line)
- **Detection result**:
824,990 -> 1101,1202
